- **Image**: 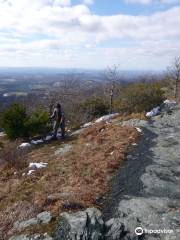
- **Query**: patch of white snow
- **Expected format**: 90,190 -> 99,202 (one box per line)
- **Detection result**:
31,139 -> 44,145
95,113 -> 119,123
29,162 -> 48,169
27,170 -> 35,176
45,135 -> 52,141
19,143 -> 31,148
136,127 -> 142,133
82,122 -> 93,128
163,99 -> 176,104
0,132 -> 6,137
146,107 -> 160,117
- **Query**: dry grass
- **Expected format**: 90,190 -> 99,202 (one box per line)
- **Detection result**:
0,120 -> 140,239
0,201 -> 41,239
0,141 -> 28,170
114,112 -> 147,122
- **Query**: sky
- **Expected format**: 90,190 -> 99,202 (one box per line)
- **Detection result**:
0,0 -> 180,70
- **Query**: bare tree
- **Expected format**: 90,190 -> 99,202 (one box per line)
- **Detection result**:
104,65 -> 122,114
168,57 -> 180,101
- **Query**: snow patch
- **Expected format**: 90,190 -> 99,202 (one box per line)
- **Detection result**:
0,132 -> 6,137
45,135 -> 52,141
82,122 -> 93,128
31,139 -> 44,145
19,143 -> 31,148
29,162 -> 48,169
146,107 -> 160,117
95,113 -> 119,123
27,170 -> 35,176
82,113 -> 119,128
132,143 -> 137,146
163,99 -> 176,104
136,127 -> 142,133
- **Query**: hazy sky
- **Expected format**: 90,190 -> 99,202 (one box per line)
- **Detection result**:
0,0 -> 180,70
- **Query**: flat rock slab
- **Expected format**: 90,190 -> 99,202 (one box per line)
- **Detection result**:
105,197 -> 180,240
121,119 -> 149,128
9,234 -> 53,240
13,212 -> 52,231
47,192 -> 75,201
54,144 -> 72,156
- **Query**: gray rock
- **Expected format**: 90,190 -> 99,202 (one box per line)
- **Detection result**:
9,235 -> 28,240
121,119 -> 148,128
54,144 -> 72,156
105,218 -> 126,240
47,192 -> 75,201
37,211 -> 52,224
160,101 -> 177,113
54,208 -> 104,240
13,212 -> 52,231
13,218 -> 38,231
9,234 -> 53,240
106,197 -> 180,240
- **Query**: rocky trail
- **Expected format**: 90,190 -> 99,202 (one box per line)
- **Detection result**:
8,104 -> 180,240
102,106 -> 180,239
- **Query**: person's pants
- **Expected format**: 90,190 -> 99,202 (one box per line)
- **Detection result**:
60,122 -> 65,139
53,121 -> 65,139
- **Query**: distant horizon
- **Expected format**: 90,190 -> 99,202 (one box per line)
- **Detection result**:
0,66 -> 165,73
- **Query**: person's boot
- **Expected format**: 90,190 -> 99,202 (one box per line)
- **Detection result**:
51,135 -> 57,140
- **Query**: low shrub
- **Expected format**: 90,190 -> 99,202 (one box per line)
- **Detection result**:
2,104 -> 50,139
80,97 -> 109,121
115,82 -> 165,113
2,104 -> 27,139
25,109 -> 50,137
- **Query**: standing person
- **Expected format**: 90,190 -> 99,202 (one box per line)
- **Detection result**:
50,103 -> 65,140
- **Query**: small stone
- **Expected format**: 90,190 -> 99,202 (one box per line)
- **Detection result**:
47,192 -> 74,201
37,211 -> 52,224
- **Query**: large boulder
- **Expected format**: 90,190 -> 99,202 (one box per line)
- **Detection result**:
54,208 -> 104,240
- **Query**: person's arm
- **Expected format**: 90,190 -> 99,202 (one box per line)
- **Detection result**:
50,108 -> 56,119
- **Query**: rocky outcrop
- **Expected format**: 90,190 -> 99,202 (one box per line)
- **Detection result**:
105,197 -> 180,239
54,208 -> 104,240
